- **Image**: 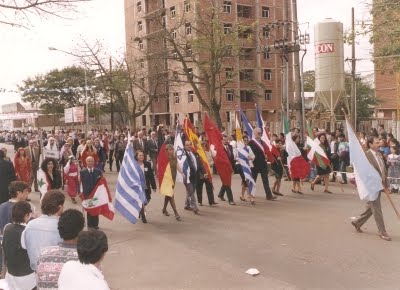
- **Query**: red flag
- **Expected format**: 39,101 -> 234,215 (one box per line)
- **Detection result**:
80,177 -> 114,220
203,113 -> 233,186
157,143 -> 168,186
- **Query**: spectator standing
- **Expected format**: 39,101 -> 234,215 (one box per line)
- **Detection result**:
25,140 -> 40,192
36,209 -> 85,290
58,230 -> 110,290
0,150 -> 16,204
21,190 -> 65,271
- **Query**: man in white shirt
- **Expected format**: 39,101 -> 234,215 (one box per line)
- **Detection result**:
58,230 -> 110,290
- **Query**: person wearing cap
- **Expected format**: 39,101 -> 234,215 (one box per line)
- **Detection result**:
63,156 -> 80,204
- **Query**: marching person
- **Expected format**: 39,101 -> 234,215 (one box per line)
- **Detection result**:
64,156 -> 80,204
147,131 -> 159,176
248,128 -> 277,200
40,158 -> 63,195
14,147 -> 32,185
80,156 -> 102,230
80,140 -> 98,169
114,134 -> 127,172
183,140 -> 201,214
217,136 -> 236,205
236,136 -> 256,204
310,133 -> 332,194
351,136 -> 392,241
271,139 -> 285,197
135,150 -> 156,223
0,150 -> 16,204
133,131 -> 148,160
25,139 -> 40,192
196,141 -> 217,206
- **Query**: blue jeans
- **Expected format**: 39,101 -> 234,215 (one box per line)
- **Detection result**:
339,160 -> 348,182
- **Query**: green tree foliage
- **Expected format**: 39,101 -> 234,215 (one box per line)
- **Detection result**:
19,66 -> 96,115
303,70 -> 316,92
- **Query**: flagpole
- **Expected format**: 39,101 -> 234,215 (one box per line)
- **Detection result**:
342,109 -> 400,219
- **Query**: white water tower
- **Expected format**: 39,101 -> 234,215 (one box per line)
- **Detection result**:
314,19 -> 346,121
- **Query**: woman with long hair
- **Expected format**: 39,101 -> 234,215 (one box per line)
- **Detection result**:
290,134 -> 309,194
159,144 -> 182,221
80,140 -> 98,168
311,133 -> 332,194
40,157 -> 62,192
135,150 -> 156,223
14,147 -> 31,184
63,156 -> 80,204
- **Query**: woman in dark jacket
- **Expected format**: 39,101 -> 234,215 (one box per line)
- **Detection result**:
41,157 -> 62,190
135,150 -> 156,223
2,201 -> 36,290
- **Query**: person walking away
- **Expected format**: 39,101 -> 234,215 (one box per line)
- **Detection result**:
351,136 -> 392,241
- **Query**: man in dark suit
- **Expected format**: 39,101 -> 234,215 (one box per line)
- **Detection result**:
147,131 -> 159,176
133,131 -> 148,159
80,156 -> 102,229
0,150 -> 16,204
217,136 -> 236,205
25,139 -> 41,192
183,140 -> 202,214
351,136 -> 391,241
248,128 -> 276,200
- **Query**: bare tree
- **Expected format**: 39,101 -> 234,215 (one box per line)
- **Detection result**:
75,39 -> 168,129
0,0 -> 90,28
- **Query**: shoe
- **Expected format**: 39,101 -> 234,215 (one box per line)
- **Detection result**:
141,214 -> 148,223
351,221 -> 363,233
198,203 -> 203,206
291,189 -> 296,193
229,201 -> 236,205
379,234 -> 392,241
239,196 -> 247,202
210,202 -> 218,206
296,191 -> 304,195
340,181 -> 347,184
175,215 -> 182,221
184,206 -> 192,211
193,209 -> 200,215
273,191 -> 284,196
251,200 -> 255,205
267,196 -> 277,200
324,190 -> 333,194
311,183 -> 315,191
218,195 -> 226,201
162,209 -> 170,216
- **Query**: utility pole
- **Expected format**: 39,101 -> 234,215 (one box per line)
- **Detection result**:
109,57 -> 114,130
351,7 -> 356,129
291,0 -> 303,134
283,0 -> 290,121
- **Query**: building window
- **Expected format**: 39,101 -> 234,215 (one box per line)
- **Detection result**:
263,50 -> 270,59
138,40 -> 143,50
142,115 -> 147,126
237,5 -> 251,18
171,29 -> 177,39
170,6 -> 176,18
184,0 -> 191,12
140,78 -> 145,87
225,67 -> 234,79
240,90 -> 254,102
264,89 -> 272,101
239,69 -> 254,81
238,26 -> 252,38
226,111 -> 231,122
140,59 -> 144,68
138,20 -> 143,32
154,96 -> 160,103
224,45 -> 233,57
226,89 -> 234,102
137,1 -> 142,12
188,90 -> 194,103
187,68 -> 193,79
240,48 -> 253,60
162,16 -> 166,27
174,92 -> 180,103
263,69 -> 272,80
223,1 -> 231,13
173,71 -> 179,80
185,23 -> 192,35
262,27 -> 270,38
186,44 -> 192,56
223,23 -> 232,34
262,6 -> 270,18
172,52 -> 178,59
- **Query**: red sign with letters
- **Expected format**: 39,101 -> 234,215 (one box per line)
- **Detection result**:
315,43 -> 334,54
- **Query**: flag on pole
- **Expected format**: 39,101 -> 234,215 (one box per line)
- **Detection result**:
284,118 -> 310,179
183,117 -> 212,183
255,104 -> 280,157
239,108 -> 253,139
305,123 -> 329,169
235,116 -> 256,196
346,119 -> 383,201
204,113 -> 233,186
37,168 -> 50,200
174,128 -> 189,183
157,143 -> 175,197
81,177 -> 114,220
114,135 -> 147,224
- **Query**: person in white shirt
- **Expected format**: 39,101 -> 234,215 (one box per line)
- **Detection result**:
58,230 -> 110,290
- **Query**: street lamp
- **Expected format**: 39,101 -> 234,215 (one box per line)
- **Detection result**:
48,46 -> 90,138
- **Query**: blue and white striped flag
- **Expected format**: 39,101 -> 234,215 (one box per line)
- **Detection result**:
114,134 -> 147,224
235,116 -> 256,196
174,129 -> 189,183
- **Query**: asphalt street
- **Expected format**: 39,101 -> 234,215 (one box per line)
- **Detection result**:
9,143 -> 399,290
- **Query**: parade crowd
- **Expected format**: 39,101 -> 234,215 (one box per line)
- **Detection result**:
0,120 -> 399,290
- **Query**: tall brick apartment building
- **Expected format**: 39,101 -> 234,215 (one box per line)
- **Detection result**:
124,0 -> 292,130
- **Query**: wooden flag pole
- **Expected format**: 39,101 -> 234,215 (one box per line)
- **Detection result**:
342,109 -> 400,219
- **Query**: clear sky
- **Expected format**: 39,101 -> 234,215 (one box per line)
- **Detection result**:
0,0 -> 372,105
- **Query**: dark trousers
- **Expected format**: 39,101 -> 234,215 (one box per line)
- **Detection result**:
252,167 -> 273,199
30,166 -> 38,191
339,160 -> 348,182
108,149 -> 114,171
87,213 -> 99,228
196,178 -> 215,205
116,151 -> 124,172
218,185 -> 234,202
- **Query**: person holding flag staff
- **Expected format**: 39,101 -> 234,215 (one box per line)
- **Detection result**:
310,133 -> 332,194
271,139 -> 286,196
38,158 -> 62,200
217,136 -> 236,205
183,140 -> 202,214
